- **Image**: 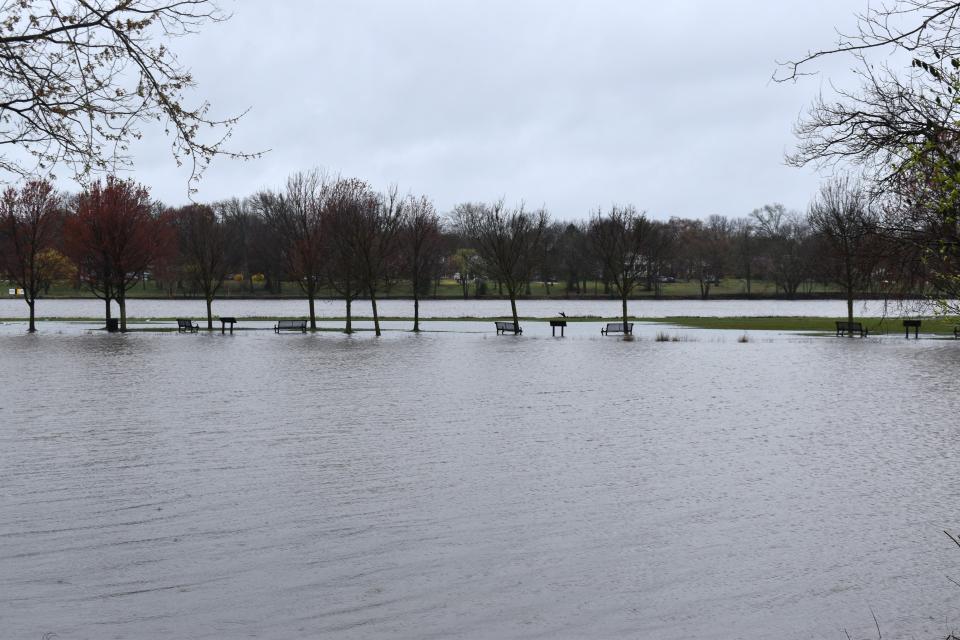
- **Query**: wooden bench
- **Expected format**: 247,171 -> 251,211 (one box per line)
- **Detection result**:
274,319 -> 307,333
494,321 -> 522,335
601,322 -> 633,335
176,318 -> 199,333
835,321 -> 868,337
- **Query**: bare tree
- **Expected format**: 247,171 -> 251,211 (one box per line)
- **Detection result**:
450,247 -> 478,299
779,1 -> 960,311
0,1 -> 257,189
0,180 -> 66,331
174,203 -> 227,329
588,205 -> 651,336
731,217 -> 758,294
323,178 -> 374,334
751,204 -> 815,298
683,215 -> 730,299
809,177 -> 881,329
402,195 -> 442,332
256,172 -> 328,330
354,186 -> 406,337
453,200 -> 548,329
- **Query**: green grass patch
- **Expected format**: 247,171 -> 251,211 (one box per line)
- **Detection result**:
653,316 -> 960,334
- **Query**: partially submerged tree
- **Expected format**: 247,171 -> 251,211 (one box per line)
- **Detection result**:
256,172 -> 328,329
0,0 -> 256,190
401,195 -> 442,332
65,176 -> 169,331
0,180 -> 66,331
588,205 -> 651,336
354,187 -> 406,337
174,203 -> 227,329
809,177 -> 881,330
323,178 -> 374,334
453,200 -> 548,329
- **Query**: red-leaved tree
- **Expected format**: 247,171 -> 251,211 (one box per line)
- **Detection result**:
0,180 -> 67,332
65,176 -> 172,331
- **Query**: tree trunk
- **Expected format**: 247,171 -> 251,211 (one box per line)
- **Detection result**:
308,288 -> 316,331
345,297 -> 352,334
105,296 -> 112,324
413,289 -> 420,332
847,286 -> 854,337
622,295 -> 630,341
510,295 -> 519,331
206,298 -> 213,330
371,290 -> 381,337
118,295 -> 127,332
27,298 -> 36,333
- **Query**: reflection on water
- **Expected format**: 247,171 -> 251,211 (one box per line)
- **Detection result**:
2,330 -> 959,639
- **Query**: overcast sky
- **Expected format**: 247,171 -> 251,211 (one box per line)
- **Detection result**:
126,1 -> 868,221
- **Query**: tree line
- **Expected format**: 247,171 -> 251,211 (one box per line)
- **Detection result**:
0,169 -> 943,334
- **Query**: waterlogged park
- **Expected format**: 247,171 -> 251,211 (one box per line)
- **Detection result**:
4,178 -> 960,640
4,288 -> 960,639
9,0 -> 960,639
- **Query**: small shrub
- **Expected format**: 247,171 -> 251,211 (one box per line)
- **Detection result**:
738,333 -> 749,343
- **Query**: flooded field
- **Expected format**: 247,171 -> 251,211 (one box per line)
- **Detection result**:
0,296 -> 933,320
2,326 -> 960,639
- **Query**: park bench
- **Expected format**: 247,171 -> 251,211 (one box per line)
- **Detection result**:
494,321 -> 522,335
601,322 -> 633,335
835,321 -> 868,337
274,319 -> 307,333
176,318 -> 199,333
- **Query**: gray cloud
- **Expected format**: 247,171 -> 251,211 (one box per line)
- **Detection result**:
124,0 -> 867,220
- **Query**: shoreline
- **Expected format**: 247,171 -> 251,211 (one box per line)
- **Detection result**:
3,315 -> 958,334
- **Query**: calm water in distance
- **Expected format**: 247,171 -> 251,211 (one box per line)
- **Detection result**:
2,325 -> 960,639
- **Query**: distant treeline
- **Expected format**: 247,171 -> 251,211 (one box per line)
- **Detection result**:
0,171 -> 949,333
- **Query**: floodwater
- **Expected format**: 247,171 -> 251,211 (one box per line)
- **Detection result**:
0,296 -> 936,320
2,324 -> 960,639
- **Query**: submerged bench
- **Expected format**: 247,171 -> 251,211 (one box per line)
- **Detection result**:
601,322 -> 633,335
274,319 -> 307,333
835,321 -> 868,337
176,318 -> 199,333
494,321 -> 522,335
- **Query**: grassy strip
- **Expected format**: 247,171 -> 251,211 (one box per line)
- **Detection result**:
653,316 -> 960,334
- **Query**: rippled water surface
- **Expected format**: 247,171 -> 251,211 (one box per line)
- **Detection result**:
2,325 -> 960,639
